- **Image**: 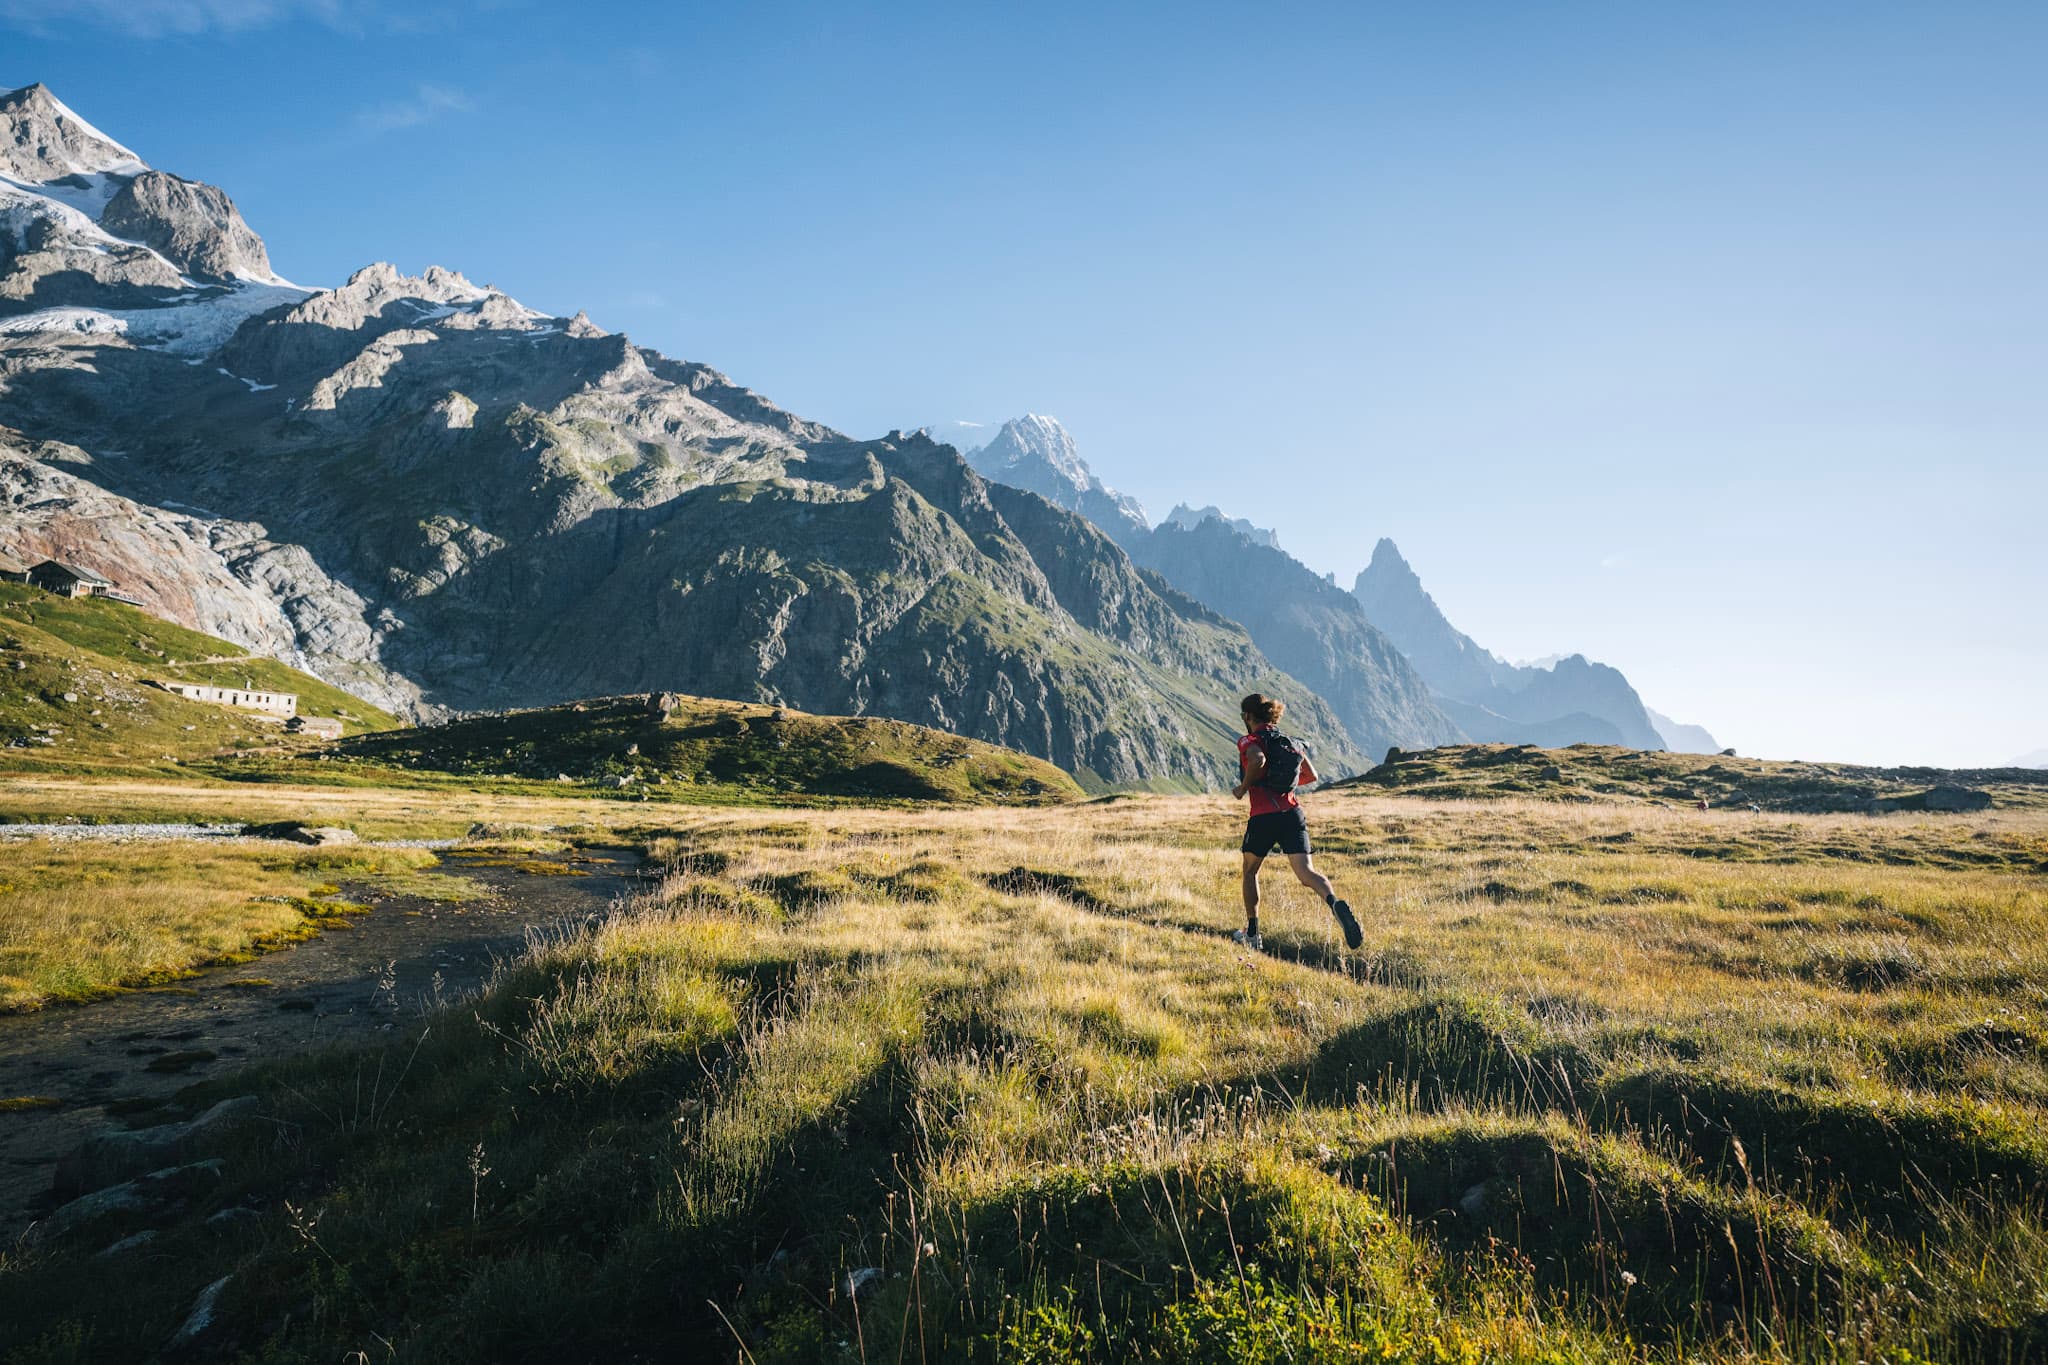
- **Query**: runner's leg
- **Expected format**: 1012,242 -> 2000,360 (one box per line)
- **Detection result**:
1287,852 -> 1335,900
1241,851 -> 1264,935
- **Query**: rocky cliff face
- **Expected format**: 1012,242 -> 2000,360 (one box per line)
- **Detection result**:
0,429 -> 423,714
0,89 -> 1361,790
1353,538 -> 1668,750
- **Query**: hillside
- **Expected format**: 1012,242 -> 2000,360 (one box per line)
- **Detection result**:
1333,740 -> 2048,814
0,583 -> 397,777
324,693 -> 1083,804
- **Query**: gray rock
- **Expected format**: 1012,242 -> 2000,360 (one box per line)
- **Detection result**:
167,1273 -> 233,1350
94,1229 -> 159,1258
1925,785 -> 1991,812
37,1158 -> 225,1242
55,1095 -> 258,1199
1459,1181 -> 1490,1217
100,171 -> 273,283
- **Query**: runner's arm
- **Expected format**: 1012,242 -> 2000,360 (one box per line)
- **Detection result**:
1233,743 -> 1266,800
1299,754 -> 1319,786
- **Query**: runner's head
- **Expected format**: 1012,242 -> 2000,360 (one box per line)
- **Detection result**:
1240,693 -> 1284,731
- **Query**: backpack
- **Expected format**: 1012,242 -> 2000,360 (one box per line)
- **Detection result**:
1254,727 -> 1305,792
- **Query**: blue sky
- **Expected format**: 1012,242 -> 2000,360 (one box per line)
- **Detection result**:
5,0 -> 2043,766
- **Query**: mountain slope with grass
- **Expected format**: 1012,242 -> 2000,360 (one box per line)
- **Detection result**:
0,583 -> 397,777
327,693 -> 1084,804
1333,740 -> 2048,814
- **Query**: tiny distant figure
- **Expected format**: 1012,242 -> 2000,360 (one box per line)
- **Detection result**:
1231,693 -> 1362,953
1696,799 -> 1710,812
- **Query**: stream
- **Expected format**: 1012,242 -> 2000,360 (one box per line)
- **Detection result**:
0,846 -> 643,1238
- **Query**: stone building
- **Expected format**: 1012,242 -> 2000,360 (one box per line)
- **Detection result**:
150,680 -> 299,718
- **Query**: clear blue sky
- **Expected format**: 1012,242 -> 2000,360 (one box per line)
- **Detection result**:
6,1 -> 2043,767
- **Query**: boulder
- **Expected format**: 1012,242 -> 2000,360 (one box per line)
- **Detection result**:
36,1159 -> 226,1242
1538,764 -> 1563,782
1924,785 -> 1992,812
647,692 -> 681,717
54,1096 -> 260,1198
167,1274 -> 234,1352
1383,746 -> 1404,765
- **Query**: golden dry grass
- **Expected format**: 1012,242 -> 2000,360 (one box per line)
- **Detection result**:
4,789 -> 2045,1361
0,840 -> 441,1009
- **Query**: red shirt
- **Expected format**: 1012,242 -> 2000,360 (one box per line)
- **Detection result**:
1238,728 -> 1302,816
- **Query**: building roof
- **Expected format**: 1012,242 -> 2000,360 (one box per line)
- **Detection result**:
31,559 -> 112,586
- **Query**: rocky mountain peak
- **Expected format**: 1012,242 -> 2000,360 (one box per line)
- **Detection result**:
0,83 -> 145,184
964,414 -> 1148,537
1162,504 -> 1281,551
983,414 -> 1090,488
100,171 -> 274,283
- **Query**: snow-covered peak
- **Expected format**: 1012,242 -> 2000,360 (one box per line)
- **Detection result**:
982,414 -> 1091,490
963,413 -> 1149,534
0,83 -> 147,183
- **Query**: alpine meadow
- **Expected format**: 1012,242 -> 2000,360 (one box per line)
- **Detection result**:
1,7 -> 2044,1364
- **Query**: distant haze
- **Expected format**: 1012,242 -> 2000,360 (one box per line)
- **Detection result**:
4,3 -> 2040,767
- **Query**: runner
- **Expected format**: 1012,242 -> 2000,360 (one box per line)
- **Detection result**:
1230,692 -> 1363,952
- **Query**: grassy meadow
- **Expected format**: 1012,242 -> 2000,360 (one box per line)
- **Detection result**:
0,841 -> 454,1011
3,790 -> 2044,1361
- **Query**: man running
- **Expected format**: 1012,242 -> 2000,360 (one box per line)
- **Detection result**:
1231,692 -> 1363,952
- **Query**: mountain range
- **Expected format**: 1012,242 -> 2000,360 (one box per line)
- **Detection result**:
957,413 -> 1712,758
0,84 -> 1712,787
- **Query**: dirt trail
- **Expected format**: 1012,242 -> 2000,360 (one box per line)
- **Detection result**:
0,847 -> 642,1237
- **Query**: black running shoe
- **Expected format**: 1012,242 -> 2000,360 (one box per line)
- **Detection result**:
1331,898 -> 1363,950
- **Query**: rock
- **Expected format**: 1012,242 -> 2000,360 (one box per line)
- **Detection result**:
1720,747 -> 1737,756
1924,785 -> 1991,812
625,742 -> 639,756
648,692 -> 681,717
167,1273 -> 233,1351
36,1159 -> 226,1242
59,691 -> 77,703
206,1206 -> 263,1231
55,1095 -> 260,1198
841,1266 -> 883,1301
1459,1182 -> 1490,1217
603,775 -> 633,789
94,1230 -> 159,1258
239,821 -> 356,846
1538,764 -> 1563,782
101,169 -> 274,282
1383,746 -> 1404,765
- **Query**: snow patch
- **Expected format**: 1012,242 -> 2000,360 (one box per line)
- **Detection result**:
0,280 -> 312,357
215,367 -> 277,393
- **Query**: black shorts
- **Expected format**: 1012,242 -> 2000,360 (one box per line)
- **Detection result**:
1242,808 -> 1310,858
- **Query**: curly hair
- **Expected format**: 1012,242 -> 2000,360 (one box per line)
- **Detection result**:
1240,693 -> 1285,726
